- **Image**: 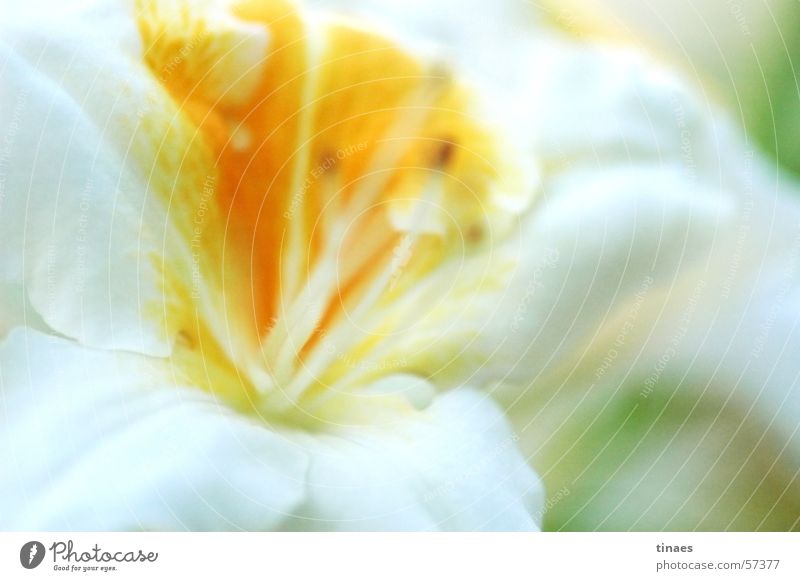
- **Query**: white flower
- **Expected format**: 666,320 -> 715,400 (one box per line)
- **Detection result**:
1,0 -> 799,531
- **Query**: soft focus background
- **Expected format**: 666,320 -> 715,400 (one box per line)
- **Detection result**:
546,0 -> 800,175
527,0 -> 800,531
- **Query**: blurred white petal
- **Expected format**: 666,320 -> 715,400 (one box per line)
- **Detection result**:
0,6 -> 169,355
0,328 -> 307,531
0,328 -> 541,530
284,387 -> 543,531
488,40 -> 800,530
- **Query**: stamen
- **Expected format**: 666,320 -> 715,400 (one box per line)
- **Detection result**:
268,160 -> 344,383
345,68 -> 451,217
279,21 -> 324,302
258,75 -> 454,410
276,148 -> 451,408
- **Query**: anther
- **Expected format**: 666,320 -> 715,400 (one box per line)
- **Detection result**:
433,139 -> 456,169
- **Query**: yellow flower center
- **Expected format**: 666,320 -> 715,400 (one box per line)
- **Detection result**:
133,0 -> 532,424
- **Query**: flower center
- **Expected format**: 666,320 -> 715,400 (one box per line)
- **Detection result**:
134,0 -> 533,424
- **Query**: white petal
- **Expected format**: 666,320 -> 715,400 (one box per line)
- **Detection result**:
318,0 -> 539,72
283,386 -> 543,531
0,11 -> 169,356
406,37 -> 772,392
0,0 -> 269,356
490,42 -> 800,530
0,328 -> 542,531
554,181 -> 800,531
525,41 -> 753,191
476,164 -> 732,386
0,328 -> 307,531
